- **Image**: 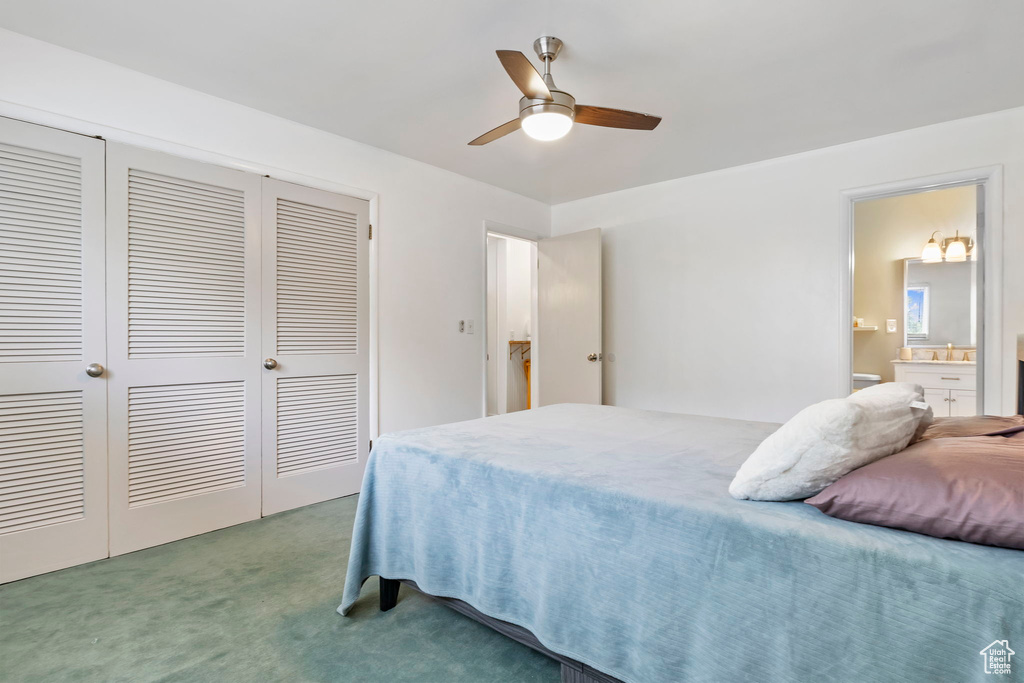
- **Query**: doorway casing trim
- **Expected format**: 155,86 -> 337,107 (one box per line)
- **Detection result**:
838,165 -> 1004,414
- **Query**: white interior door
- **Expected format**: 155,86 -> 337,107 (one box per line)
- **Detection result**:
537,228 -> 602,406
105,144 -> 262,556
260,179 -> 369,516
0,117 -> 108,582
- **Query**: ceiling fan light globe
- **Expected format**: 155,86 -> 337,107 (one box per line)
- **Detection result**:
522,111 -> 573,141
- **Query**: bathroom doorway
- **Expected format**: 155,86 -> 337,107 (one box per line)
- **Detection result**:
842,168 -> 1004,416
851,184 -> 980,415
486,232 -> 537,415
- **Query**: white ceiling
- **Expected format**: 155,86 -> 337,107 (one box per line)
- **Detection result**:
2,0 -> 1022,203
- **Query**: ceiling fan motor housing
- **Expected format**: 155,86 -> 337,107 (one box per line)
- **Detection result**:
519,90 -> 576,123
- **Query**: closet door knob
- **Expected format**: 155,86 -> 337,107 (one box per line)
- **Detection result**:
587,353 -> 599,362
263,358 -> 278,370
85,363 -> 104,377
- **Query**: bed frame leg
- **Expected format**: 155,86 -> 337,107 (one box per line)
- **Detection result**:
561,663 -> 617,683
379,577 -> 400,611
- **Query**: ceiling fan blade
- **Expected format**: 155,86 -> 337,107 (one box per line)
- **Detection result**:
496,50 -> 552,101
468,118 -> 522,146
574,105 -> 662,130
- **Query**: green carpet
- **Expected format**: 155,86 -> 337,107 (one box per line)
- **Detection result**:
0,495 -> 558,682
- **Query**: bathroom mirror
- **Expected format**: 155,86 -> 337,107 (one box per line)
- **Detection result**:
903,258 -> 976,347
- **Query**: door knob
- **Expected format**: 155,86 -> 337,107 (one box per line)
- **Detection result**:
587,353 -> 599,362
263,358 -> 278,370
85,363 -> 104,377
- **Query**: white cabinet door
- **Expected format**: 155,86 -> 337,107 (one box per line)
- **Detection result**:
260,179 -> 369,516
949,389 -> 977,417
0,117 -> 108,582
105,144 -> 262,556
537,228 -> 602,406
923,388 -> 950,418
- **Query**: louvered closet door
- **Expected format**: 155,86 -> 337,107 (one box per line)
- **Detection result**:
0,117 -> 107,583
261,179 -> 369,515
106,144 -> 261,556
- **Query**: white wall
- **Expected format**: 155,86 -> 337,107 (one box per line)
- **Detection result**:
0,29 -> 550,434
504,238 -> 534,342
552,108 -> 1024,421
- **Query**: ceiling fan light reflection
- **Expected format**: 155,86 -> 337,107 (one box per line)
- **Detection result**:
521,111 -> 573,141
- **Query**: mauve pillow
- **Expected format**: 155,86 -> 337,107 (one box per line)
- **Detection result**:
805,432 -> 1024,549
921,414 -> 1024,440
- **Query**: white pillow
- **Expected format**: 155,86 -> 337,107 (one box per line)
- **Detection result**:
729,383 -> 932,501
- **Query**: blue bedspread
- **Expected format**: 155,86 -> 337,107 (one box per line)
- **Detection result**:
340,404 -> 1024,682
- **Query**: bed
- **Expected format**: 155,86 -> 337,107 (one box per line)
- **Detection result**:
339,404 -> 1024,682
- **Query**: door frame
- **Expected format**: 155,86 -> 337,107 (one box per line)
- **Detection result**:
481,220 -> 542,417
0,107 -> 381,442
839,165 -> 1004,414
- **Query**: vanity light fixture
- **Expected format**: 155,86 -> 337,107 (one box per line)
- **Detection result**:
921,232 -> 944,263
920,230 -> 973,263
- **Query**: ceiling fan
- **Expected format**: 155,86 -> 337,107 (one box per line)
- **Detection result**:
469,36 -> 662,146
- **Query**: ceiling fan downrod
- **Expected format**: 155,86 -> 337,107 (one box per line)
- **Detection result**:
534,36 -> 563,89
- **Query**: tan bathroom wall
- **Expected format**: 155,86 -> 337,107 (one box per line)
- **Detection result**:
853,185 -> 976,381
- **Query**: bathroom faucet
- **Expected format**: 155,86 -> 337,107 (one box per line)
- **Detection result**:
946,343 -> 954,361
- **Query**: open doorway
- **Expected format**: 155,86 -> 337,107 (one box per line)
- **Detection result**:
849,183 -> 984,415
486,232 -> 537,415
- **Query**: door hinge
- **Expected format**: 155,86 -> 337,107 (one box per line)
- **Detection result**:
369,439 -> 373,451
368,224 -> 373,240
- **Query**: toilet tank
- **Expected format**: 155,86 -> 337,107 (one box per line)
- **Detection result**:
853,372 -> 882,390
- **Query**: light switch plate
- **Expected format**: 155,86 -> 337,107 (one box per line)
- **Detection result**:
466,319 -> 475,334
886,319 -> 897,333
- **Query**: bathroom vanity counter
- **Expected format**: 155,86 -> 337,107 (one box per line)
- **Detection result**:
892,360 -> 976,417
890,360 -> 976,366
